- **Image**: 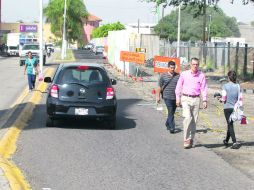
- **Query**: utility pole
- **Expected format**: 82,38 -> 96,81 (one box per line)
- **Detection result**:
177,4 -> 181,58
156,5 -> 160,24
138,18 -> 140,34
202,0 -> 207,65
0,0 -> 1,44
208,15 -> 212,42
61,0 -> 67,59
39,0 -> 43,72
162,3 -> 167,18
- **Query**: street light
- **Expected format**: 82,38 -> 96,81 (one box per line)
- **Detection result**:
39,0 -> 43,72
160,3 -> 167,38
61,0 -> 67,59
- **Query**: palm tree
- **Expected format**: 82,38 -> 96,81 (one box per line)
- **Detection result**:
44,0 -> 88,43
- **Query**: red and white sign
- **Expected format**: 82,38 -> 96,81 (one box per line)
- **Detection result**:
154,56 -> 180,73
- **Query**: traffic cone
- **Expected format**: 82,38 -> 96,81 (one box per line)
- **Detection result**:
152,89 -> 156,95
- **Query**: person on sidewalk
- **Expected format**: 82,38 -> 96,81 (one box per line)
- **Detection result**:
220,70 -> 242,149
175,57 -> 208,149
24,51 -> 39,92
157,61 -> 180,133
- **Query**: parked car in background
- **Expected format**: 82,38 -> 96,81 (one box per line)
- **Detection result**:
44,63 -> 117,128
94,46 -> 104,55
7,46 -> 19,56
45,43 -> 54,53
84,43 -> 94,50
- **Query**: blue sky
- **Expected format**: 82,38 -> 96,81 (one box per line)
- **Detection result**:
1,0 -> 254,24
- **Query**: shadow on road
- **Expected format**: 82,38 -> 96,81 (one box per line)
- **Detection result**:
195,141 -> 254,149
0,98 -> 142,131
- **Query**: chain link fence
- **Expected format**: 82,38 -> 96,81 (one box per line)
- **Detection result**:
160,40 -> 254,80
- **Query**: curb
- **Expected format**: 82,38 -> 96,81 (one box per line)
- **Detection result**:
0,68 -> 55,190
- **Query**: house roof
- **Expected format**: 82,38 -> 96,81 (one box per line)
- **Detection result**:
87,13 -> 102,22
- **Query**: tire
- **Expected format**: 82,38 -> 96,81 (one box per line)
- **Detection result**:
46,116 -> 54,127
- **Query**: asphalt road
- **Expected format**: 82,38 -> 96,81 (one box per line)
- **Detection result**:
13,51 -> 254,190
0,56 -> 27,114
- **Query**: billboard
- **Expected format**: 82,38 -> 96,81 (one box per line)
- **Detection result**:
20,25 -> 38,33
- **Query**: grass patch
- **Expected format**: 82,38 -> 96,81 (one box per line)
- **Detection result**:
53,49 -> 75,62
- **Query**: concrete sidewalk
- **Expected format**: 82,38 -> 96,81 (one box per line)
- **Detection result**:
104,62 -> 254,180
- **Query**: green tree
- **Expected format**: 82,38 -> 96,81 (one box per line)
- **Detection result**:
44,0 -> 88,43
92,22 -> 125,38
144,0 -> 254,7
144,0 -> 254,17
155,5 -> 240,41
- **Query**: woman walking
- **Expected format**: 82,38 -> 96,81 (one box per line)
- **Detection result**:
221,70 -> 242,149
24,51 -> 38,91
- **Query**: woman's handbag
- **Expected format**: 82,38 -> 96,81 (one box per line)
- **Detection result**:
38,71 -> 43,81
229,84 -> 244,122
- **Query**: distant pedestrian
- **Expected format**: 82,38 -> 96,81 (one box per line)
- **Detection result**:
175,57 -> 208,149
24,51 -> 38,91
220,70 -> 242,149
157,61 -> 179,133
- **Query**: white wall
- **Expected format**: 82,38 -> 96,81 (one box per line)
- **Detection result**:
106,30 -> 159,76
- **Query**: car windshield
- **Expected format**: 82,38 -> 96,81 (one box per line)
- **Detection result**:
22,44 -> 39,50
57,67 -> 107,84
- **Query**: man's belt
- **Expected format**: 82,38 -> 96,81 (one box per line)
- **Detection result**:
182,93 -> 200,98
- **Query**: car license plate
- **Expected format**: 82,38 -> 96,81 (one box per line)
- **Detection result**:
75,108 -> 88,115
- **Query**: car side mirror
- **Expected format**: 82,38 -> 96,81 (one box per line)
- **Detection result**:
44,77 -> 52,83
111,79 -> 117,85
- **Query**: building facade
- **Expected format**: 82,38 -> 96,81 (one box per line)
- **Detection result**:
83,13 -> 102,43
0,13 -> 102,46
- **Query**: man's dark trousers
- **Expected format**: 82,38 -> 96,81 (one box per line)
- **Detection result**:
164,99 -> 177,131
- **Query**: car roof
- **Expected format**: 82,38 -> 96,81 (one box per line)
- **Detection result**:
59,62 -> 105,69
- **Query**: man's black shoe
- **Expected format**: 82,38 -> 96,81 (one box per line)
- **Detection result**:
170,129 -> 175,134
231,143 -> 240,149
223,139 -> 229,146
